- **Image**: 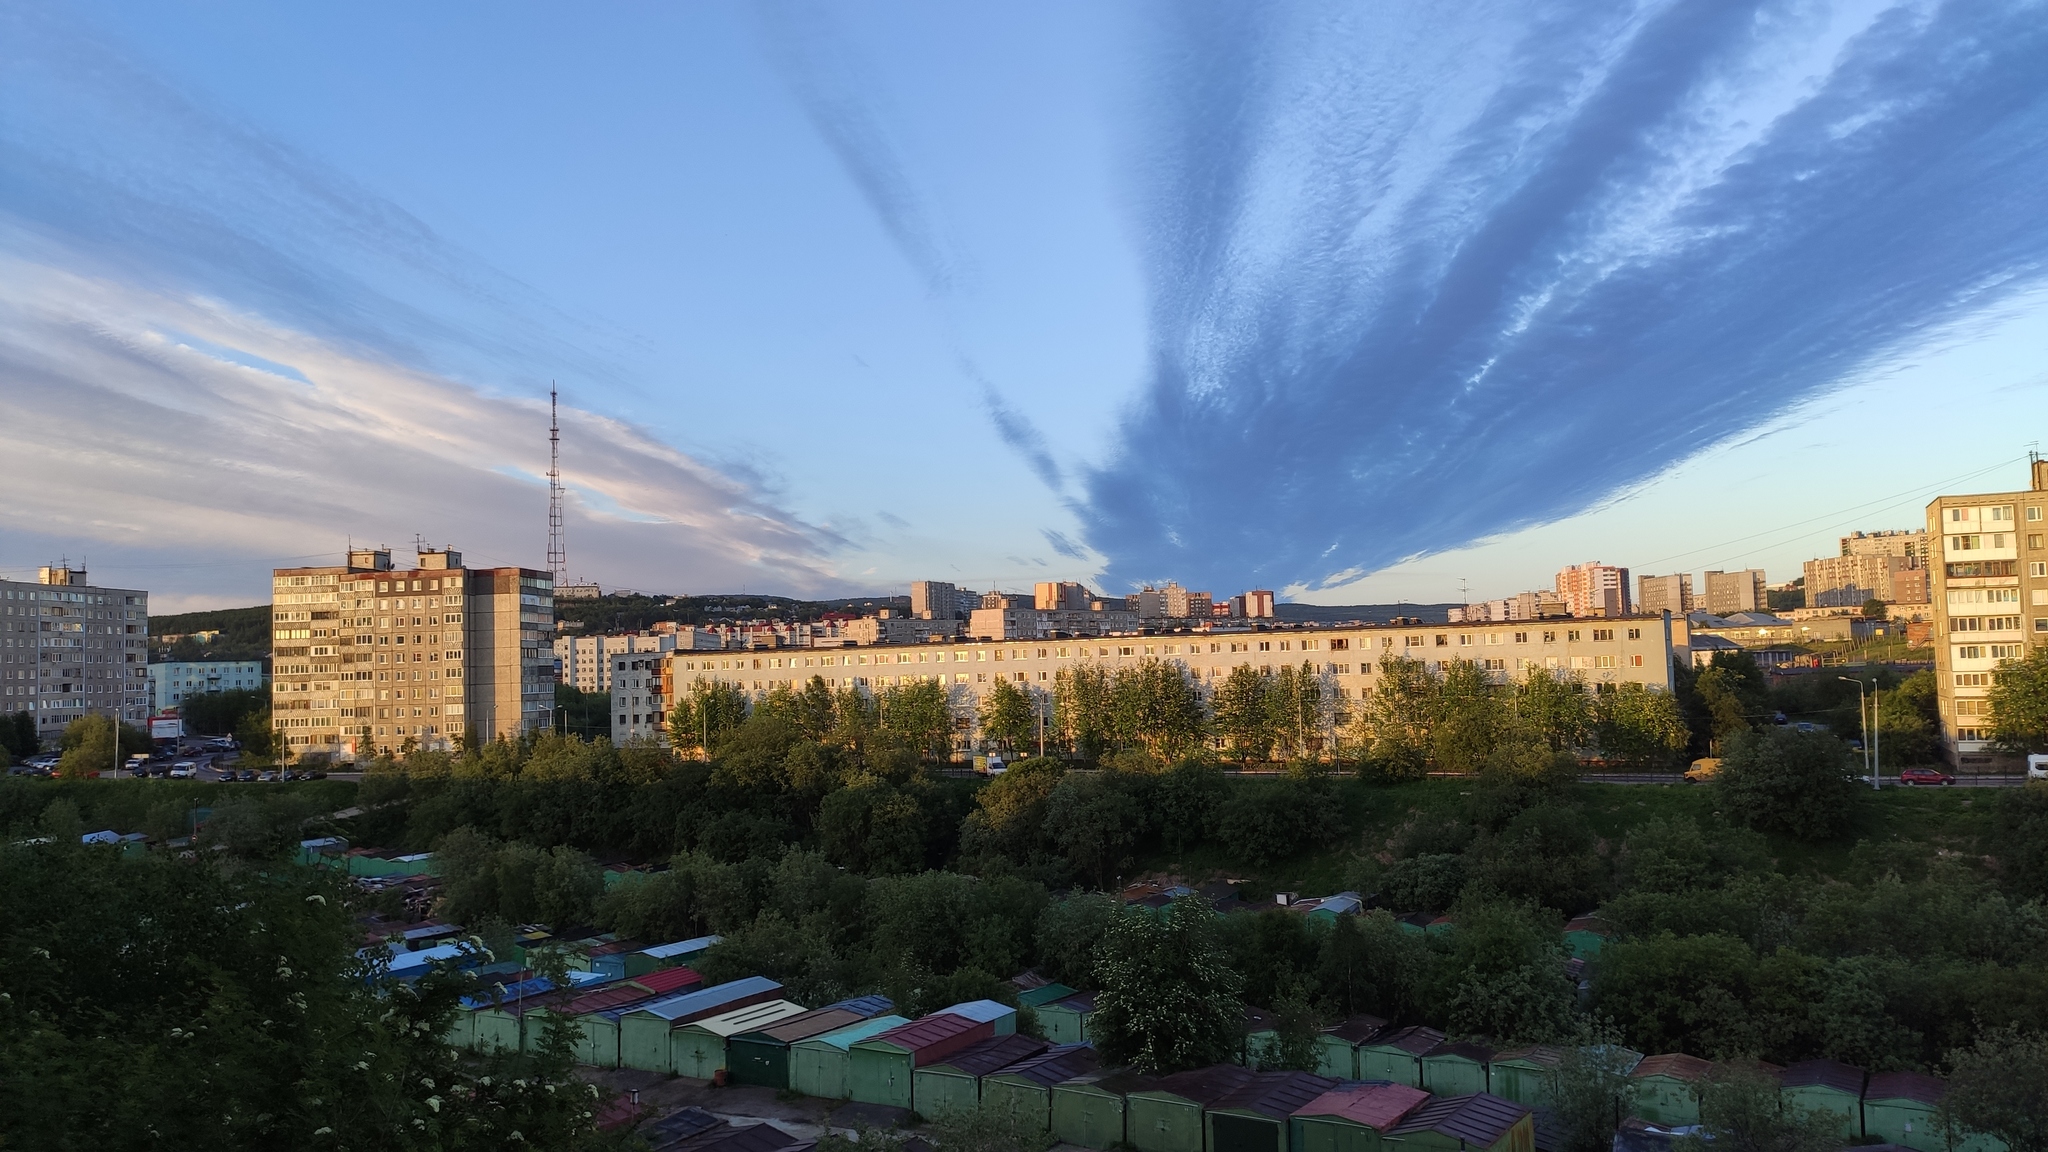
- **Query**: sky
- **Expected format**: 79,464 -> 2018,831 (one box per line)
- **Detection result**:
3,1 -> 2047,613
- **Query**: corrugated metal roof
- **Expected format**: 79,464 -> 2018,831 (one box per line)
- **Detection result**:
942,999 -> 1017,1026
642,935 -> 721,959
1368,1025 -> 1445,1056
1562,916 -> 1610,936
631,976 -> 783,1024
1866,1071 -> 1944,1105
1632,1054 -> 1713,1083
634,966 -> 706,996
931,1033 -> 1050,1077
800,1015 -> 911,1052
561,981 -> 662,1016
1492,1045 -> 1564,1070
741,1007 -> 865,1045
1322,1014 -> 1389,1044
1070,1068 -> 1160,1096
688,999 -> 811,1038
1293,1083 -> 1432,1130
459,976 -> 555,1009
668,1121 -> 805,1152
1388,1092 -> 1531,1145
824,994 -> 894,1019
1213,1070 -> 1340,1119
862,1012 -> 988,1057
1778,1059 -> 1865,1094
1140,1065 -> 1254,1106
1018,982 -> 1078,1008
1426,1040 -> 1498,1064
1047,991 -> 1098,1012
992,1042 -> 1099,1087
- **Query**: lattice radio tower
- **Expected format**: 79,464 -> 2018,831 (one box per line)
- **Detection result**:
547,384 -> 567,585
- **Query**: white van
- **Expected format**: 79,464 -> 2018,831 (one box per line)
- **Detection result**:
2028,753 -> 2048,781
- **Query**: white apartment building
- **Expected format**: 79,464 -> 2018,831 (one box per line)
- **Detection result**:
150,659 -> 267,712
666,615 -> 1680,753
611,653 -> 666,745
1928,460 -> 2048,764
1703,569 -> 1768,615
555,633 -> 674,694
0,566 -> 150,741
1637,574 -> 1695,616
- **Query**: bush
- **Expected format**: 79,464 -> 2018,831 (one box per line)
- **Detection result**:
1713,727 -> 1861,839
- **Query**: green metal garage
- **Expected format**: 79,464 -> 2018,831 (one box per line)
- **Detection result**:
1204,1070 -> 1338,1152
910,1033 -> 1049,1118
1289,1083 -> 1433,1152
787,1014 -> 909,1100
980,1043 -> 1099,1130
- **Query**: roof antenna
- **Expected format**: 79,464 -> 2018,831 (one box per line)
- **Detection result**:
548,383 -> 567,586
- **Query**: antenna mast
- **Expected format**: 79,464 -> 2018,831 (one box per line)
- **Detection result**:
547,384 -> 566,585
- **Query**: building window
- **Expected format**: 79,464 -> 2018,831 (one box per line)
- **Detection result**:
1626,628 -> 1641,640
1567,630 -> 1581,642
1591,629 -> 1613,641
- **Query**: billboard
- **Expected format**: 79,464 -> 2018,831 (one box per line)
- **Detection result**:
150,715 -> 183,741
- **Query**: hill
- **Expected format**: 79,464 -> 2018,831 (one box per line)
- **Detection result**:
149,605 -> 271,663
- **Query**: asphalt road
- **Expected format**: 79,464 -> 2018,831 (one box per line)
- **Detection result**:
1581,772 -> 2028,788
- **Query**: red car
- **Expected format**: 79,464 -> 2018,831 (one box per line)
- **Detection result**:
1898,767 -> 1955,786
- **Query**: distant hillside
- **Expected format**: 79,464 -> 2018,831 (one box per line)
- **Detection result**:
1275,602 -> 1460,625
150,604 -> 271,663
554,592 -> 914,633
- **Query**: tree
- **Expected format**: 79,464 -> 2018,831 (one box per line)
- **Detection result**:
1713,727 -> 1861,839
1862,598 -> 1889,620
668,678 -> 750,753
1429,900 -> 1577,1044
1108,660 -> 1207,760
1214,665 -> 1277,761
878,680 -> 955,760
1,710 -> 37,758
1156,759 -> 1227,853
1515,668 -> 1593,752
1433,660 -> 1501,773
1695,653 -> 1770,751
1035,893 -> 1123,987
1685,1062 -> 1847,1152
1090,898 -> 1245,1073
1052,665 -> 1113,758
1253,982 -> 1324,1071
1042,771 -> 1144,887
178,686 -> 269,737
958,758 -> 1066,867
979,679 -> 1036,754
56,714 -> 149,778
1990,647 -> 2048,753
1270,662 -> 1333,760
1941,1027 -> 2048,1152
1877,670 -> 1939,767
1594,683 -> 1690,767
1545,1019 -> 1642,1152
817,777 -> 927,874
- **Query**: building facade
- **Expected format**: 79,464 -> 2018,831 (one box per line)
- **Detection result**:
1927,460 -> 2048,765
1557,562 -> 1632,618
555,633 -> 674,694
1803,554 -> 1927,607
271,547 -> 555,758
1702,569 -> 1768,615
0,566 -> 150,743
1637,574 -> 1695,616
150,659 -> 267,712
611,652 -> 667,745
1842,529 -> 1931,564
664,615 -> 1680,753
910,580 -> 959,621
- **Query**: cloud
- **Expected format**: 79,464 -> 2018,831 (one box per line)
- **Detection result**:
1083,0 -> 2048,592
0,252 -> 845,595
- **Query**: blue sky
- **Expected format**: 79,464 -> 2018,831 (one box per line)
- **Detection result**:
4,2 -> 2047,611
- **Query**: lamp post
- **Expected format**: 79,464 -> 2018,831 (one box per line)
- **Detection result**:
1838,676 -> 1877,788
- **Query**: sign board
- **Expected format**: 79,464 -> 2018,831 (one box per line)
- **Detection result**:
150,716 -> 184,741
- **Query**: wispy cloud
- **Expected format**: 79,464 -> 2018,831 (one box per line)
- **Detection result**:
0,8 -> 841,596
1084,0 -> 2048,591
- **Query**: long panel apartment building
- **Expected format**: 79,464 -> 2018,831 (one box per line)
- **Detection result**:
1,565 -> 150,741
1928,460 -> 2048,765
271,547 -> 556,758
663,614 -> 1683,748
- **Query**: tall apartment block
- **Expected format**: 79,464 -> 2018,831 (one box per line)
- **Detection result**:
1557,562 -> 1631,618
271,547 -> 555,758
1702,569 -> 1767,615
910,580 -> 959,621
0,566 -> 150,743
555,633 -> 673,694
1636,573 -> 1695,616
1928,460 -> 2048,765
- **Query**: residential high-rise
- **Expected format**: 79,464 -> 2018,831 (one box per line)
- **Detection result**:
554,633 -> 674,694
1802,554 -> 1925,607
1841,529 -> 1931,564
1242,590 -> 1276,619
1702,569 -> 1768,615
150,659 -> 267,712
1637,574 -> 1695,616
910,580 -> 958,621
0,565 -> 150,744
1557,562 -> 1631,618
271,546 -> 555,760
1927,459 -> 2048,765
1034,582 -> 1092,611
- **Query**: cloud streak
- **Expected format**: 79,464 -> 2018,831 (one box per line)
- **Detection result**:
1084,0 -> 2048,591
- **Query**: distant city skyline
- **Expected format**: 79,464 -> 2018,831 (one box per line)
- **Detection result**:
5,3 -> 2048,612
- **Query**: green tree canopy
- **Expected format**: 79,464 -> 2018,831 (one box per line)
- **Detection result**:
1713,726 -> 1861,839
1090,897 -> 1245,1073
1991,647 -> 2048,753
1940,1027 -> 2048,1152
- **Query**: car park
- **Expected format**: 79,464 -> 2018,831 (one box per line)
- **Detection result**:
1898,767 -> 1955,786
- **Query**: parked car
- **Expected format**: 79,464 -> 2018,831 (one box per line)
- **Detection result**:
1684,758 -> 1721,783
168,761 -> 196,779
236,768 -> 258,782
258,770 -> 280,783
1898,767 -> 1955,786
26,754 -> 59,770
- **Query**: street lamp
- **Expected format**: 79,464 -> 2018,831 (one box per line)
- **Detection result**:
1838,676 -> 1879,789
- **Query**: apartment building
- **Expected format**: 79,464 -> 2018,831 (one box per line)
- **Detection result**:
663,615 -> 1679,753
271,546 -> 555,758
555,633 -> 673,694
1703,569 -> 1768,615
1928,460 -> 2048,764
1803,553 -> 1927,608
1557,562 -> 1631,618
841,613 -> 959,646
0,566 -> 150,742
150,659 -> 267,712
1842,529 -> 1931,564
910,580 -> 959,621
1637,574 -> 1694,616
1035,582 -> 1092,611
965,604 -> 1141,641
611,652 -> 666,744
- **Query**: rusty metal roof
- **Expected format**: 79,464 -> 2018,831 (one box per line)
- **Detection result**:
928,1033 -> 1050,1077
1212,1070 -> 1340,1120
1322,1014 -> 1389,1044
992,1043 -> 1100,1088
1632,1053 -> 1713,1083
1367,1025 -> 1445,1056
1138,1064 -> 1254,1107
858,1011 -> 990,1065
1866,1071 -> 1944,1105
1388,1092 -> 1532,1146
1294,1083 -> 1432,1131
